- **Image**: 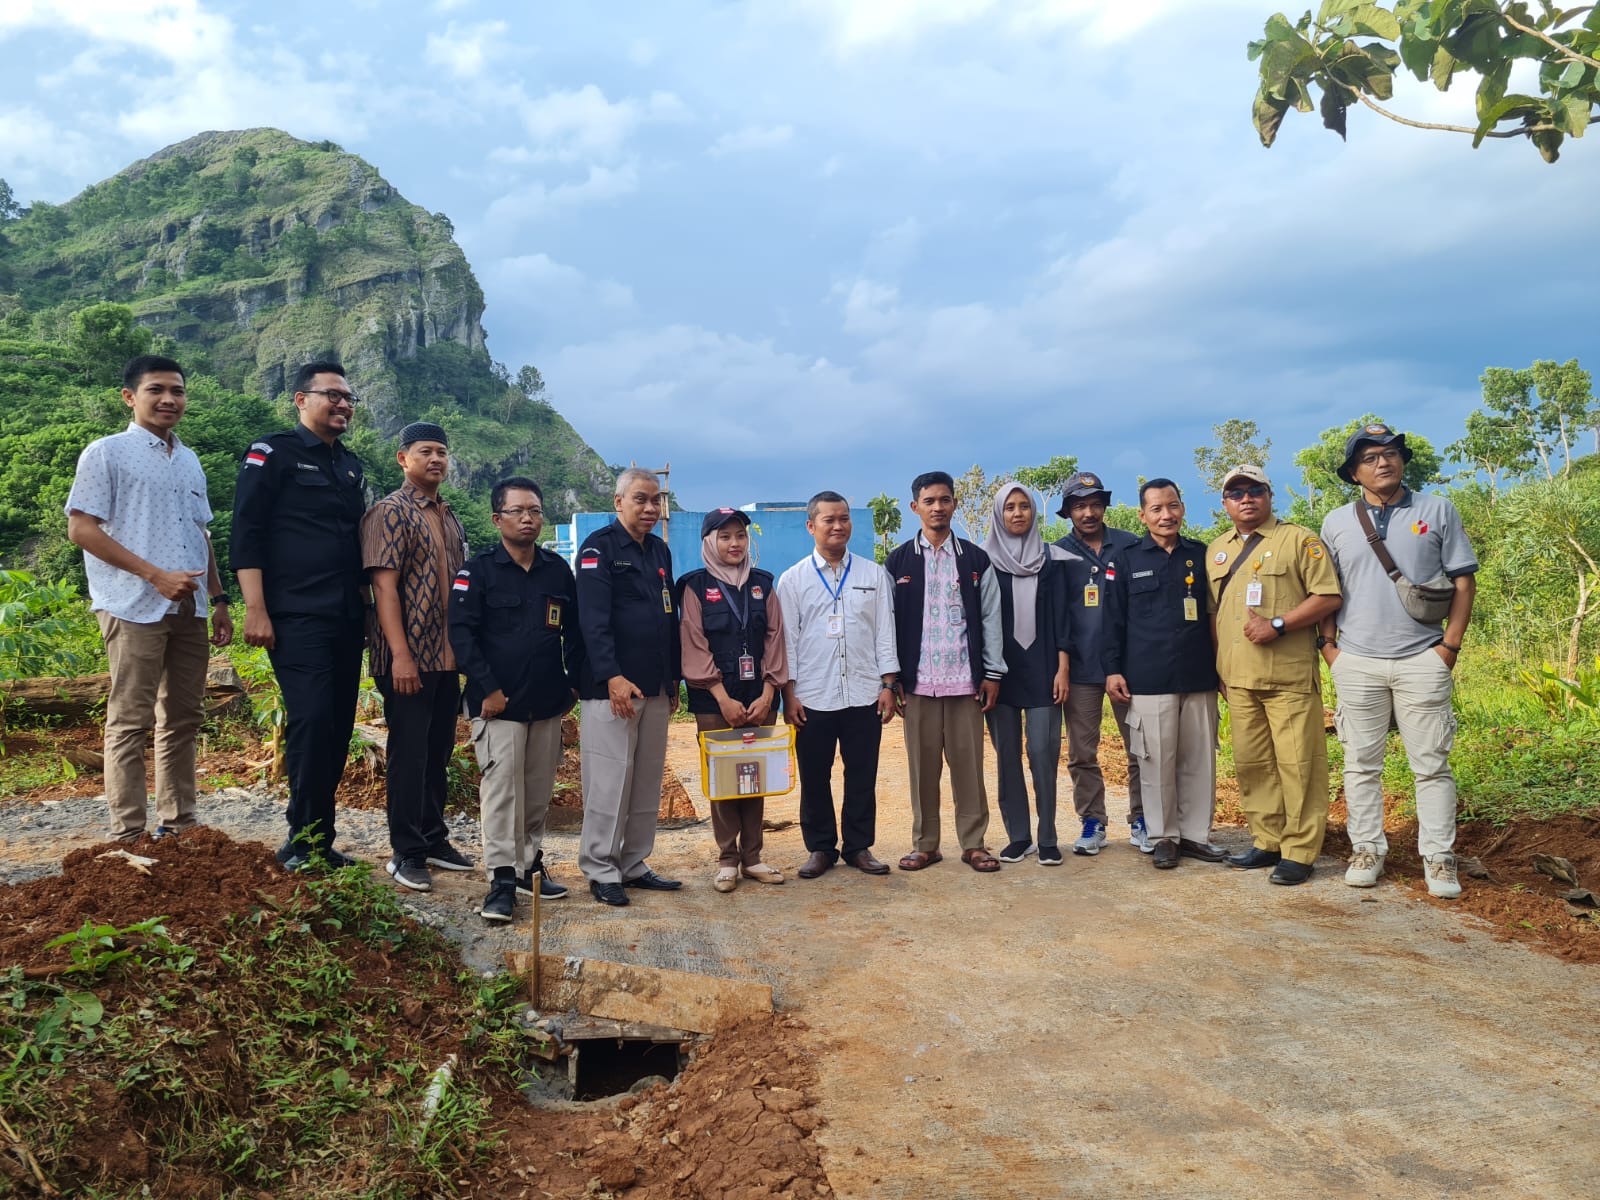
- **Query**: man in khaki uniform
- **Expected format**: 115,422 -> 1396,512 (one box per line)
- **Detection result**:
1206,465 -> 1343,886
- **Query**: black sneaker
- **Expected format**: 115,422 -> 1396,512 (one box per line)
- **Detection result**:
519,866 -> 568,899
479,879 -> 517,923
1037,844 -> 1063,866
998,840 -> 1034,863
426,842 -> 474,872
388,858 -> 433,892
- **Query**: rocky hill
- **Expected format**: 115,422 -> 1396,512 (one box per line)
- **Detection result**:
0,129 -> 612,515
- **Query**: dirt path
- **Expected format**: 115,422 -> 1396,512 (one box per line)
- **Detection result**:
3,720 -> 1594,1198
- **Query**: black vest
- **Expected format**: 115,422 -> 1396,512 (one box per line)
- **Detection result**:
678,567 -> 773,712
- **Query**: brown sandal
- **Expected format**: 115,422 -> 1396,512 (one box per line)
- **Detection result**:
962,848 -> 1001,873
897,850 -> 944,871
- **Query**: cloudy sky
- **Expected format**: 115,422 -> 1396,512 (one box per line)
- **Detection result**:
2,0 -> 1596,512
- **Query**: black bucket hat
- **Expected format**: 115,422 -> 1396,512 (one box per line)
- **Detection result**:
1055,471 -> 1111,517
1338,422 -> 1412,484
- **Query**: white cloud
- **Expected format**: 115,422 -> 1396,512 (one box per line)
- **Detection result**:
0,105 -> 99,189
485,252 -> 636,313
511,85 -> 686,164
423,20 -> 510,78
482,161 -> 641,228
0,0 -> 233,61
708,124 -> 794,157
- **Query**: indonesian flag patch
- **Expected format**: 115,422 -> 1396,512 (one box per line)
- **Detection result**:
243,440 -> 272,468
1105,565 -> 1117,581
579,550 -> 600,570
452,571 -> 471,593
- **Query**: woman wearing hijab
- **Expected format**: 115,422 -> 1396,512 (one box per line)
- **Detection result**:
983,482 -> 1073,865
678,508 -> 791,892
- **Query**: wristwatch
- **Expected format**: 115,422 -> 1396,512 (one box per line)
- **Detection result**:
210,595 -> 231,606
1270,616 -> 1286,636
1315,634 -> 1332,649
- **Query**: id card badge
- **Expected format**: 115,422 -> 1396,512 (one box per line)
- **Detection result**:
1245,581 -> 1263,607
1183,597 -> 1198,622
826,612 -> 844,638
661,587 -> 673,614
738,654 -> 757,681
1084,584 -> 1100,608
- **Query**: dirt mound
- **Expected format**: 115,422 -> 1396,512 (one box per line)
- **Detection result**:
482,1014 -> 830,1200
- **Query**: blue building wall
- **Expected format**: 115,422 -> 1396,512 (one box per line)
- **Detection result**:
554,506 -> 876,574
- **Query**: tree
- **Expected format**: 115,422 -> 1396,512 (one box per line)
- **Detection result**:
1011,455 -> 1080,510
1497,473 -> 1600,677
867,492 -> 902,563
1195,419 -> 1272,504
1461,358 -> 1595,481
1288,414 -> 1443,527
0,178 -> 20,222
69,303 -> 152,385
952,464 -> 997,541
1250,2 -> 1600,163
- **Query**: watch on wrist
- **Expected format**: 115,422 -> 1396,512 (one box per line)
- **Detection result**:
210,595 -> 231,606
1315,634 -> 1331,649
1270,616 -> 1286,636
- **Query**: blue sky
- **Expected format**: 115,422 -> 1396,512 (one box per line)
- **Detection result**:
2,0 -> 1596,514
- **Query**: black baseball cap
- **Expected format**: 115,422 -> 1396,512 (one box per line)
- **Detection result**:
701,507 -> 752,536
1338,423 -> 1412,484
1056,471 -> 1111,517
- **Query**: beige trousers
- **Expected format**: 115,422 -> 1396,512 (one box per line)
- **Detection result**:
1228,686 -> 1329,865
578,693 -> 671,884
1125,692 -> 1217,845
902,692 -> 991,853
472,714 -> 562,874
96,602 -> 210,841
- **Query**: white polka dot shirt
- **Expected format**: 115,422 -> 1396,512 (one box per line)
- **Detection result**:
64,423 -> 213,624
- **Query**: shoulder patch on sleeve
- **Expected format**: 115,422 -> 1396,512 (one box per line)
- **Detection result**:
1303,536 -> 1325,560
579,548 -> 600,569
452,570 -> 471,592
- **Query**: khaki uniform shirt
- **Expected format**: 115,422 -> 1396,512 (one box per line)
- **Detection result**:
1206,516 -> 1339,693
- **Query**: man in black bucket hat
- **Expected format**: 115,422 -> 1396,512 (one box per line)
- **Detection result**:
1317,422 -> 1478,900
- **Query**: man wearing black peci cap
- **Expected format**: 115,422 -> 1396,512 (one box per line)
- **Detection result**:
232,361 -> 369,870
361,420 -> 474,893
1317,422 -> 1478,899
1053,471 -> 1149,856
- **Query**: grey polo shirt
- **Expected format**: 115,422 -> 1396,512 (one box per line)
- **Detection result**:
1320,490 -> 1477,659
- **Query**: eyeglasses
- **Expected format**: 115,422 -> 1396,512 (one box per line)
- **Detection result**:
302,389 -> 360,406
495,506 -> 543,518
1357,447 -> 1404,466
1223,484 -> 1269,501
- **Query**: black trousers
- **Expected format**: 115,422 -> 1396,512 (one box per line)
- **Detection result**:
376,670 -> 460,865
269,614 -> 365,851
795,704 -> 882,863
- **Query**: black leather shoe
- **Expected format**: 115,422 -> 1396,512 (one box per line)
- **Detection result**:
845,850 -> 890,875
1152,839 -> 1180,869
1227,847 -> 1282,869
1178,839 -> 1228,863
1269,859 -> 1314,886
621,868 -> 682,891
798,851 -> 834,879
590,881 -> 629,906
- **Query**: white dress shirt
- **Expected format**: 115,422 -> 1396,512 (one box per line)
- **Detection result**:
776,550 -> 899,712
64,423 -> 212,624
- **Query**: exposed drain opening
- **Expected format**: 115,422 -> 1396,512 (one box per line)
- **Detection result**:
573,1038 -> 683,1101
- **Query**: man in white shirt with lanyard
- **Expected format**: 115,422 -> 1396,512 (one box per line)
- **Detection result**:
65,354 -> 233,842
777,491 -> 900,880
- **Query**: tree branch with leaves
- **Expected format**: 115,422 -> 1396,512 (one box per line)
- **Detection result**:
1250,1 -> 1600,162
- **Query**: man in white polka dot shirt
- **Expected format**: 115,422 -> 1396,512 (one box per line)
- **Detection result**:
66,354 -> 233,842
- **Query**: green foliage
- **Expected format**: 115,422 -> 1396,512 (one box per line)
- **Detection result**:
1194,418 -> 1272,497
1450,358 -> 1595,482
1285,413 -> 1442,528
69,303 -> 152,385
0,570 -> 104,683
1250,2 -> 1600,161
867,492 -> 901,563
1011,455 -> 1080,505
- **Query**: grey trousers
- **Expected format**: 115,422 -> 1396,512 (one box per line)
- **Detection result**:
986,703 -> 1061,849
472,714 -> 562,875
1064,682 -> 1144,826
1126,691 -> 1217,844
578,693 -> 671,884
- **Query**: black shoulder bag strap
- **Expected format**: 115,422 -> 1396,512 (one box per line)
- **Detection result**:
1216,532 -> 1264,600
1355,502 -> 1405,581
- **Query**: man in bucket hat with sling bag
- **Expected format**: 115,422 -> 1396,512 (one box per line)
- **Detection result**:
1317,423 -> 1478,899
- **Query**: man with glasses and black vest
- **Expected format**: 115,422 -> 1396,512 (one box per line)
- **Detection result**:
1317,424 -> 1478,899
232,360 -> 369,870
1207,465 -> 1342,886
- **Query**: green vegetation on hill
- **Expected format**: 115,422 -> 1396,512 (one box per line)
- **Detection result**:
0,128 -> 613,523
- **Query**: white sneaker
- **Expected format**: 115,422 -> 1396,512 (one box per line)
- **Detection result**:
1344,843 -> 1386,888
1128,817 -> 1153,854
1073,819 -> 1107,856
1424,853 -> 1462,899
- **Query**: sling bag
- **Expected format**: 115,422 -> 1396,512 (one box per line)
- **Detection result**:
1215,533 -> 1264,601
1355,502 -> 1454,623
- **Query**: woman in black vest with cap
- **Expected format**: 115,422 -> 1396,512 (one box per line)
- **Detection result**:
678,508 -> 791,893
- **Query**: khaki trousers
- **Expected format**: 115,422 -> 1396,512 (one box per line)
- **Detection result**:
902,692 -> 990,853
1126,692 -> 1217,844
694,713 -> 767,868
578,693 -> 671,884
1228,686 -> 1329,865
96,603 -> 209,841
1331,648 -> 1458,858
472,714 -> 562,874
